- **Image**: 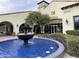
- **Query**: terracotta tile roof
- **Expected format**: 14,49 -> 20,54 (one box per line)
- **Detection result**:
37,0 -> 49,4
61,2 -> 79,10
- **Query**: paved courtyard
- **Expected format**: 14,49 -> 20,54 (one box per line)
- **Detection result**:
64,53 -> 76,58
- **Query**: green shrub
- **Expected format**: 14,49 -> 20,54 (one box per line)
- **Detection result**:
65,35 -> 79,57
37,33 -> 67,49
49,33 -> 66,48
37,33 -> 79,57
67,40 -> 79,57
66,30 -> 79,36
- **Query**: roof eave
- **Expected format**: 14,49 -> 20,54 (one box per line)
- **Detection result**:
61,2 -> 79,10
0,11 -> 35,16
37,1 -> 49,5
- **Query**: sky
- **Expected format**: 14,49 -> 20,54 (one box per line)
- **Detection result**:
0,0 -> 52,14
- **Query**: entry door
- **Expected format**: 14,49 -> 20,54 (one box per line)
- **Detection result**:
51,25 -> 58,33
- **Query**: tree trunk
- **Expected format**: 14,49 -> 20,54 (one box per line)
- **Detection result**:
31,25 -> 34,33
41,25 -> 45,34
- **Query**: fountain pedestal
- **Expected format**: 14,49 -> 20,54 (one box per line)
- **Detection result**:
17,33 -> 34,46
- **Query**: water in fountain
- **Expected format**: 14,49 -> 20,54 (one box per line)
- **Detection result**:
0,37 -> 64,58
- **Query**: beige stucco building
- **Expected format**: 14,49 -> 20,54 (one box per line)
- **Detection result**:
0,0 -> 79,35
0,11 -> 31,35
38,1 -> 79,34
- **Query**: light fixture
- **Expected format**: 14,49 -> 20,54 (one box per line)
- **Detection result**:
66,19 -> 68,24
17,24 -> 18,27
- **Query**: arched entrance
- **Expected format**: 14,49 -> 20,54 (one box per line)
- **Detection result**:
47,19 -> 62,33
19,24 -> 31,33
33,25 -> 41,34
0,21 -> 13,35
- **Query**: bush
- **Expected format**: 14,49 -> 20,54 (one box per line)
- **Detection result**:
66,30 -> 79,36
65,35 -> 79,57
37,33 -> 67,49
67,40 -> 79,57
37,33 -> 79,57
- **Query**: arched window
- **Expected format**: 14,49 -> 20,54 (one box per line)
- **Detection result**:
19,24 -> 31,33
0,21 -> 13,35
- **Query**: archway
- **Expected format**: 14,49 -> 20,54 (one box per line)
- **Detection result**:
19,24 -> 31,33
47,19 -> 62,33
33,25 -> 41,34
0,21 -> 13,35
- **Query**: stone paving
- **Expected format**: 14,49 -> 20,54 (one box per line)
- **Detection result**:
0,36 -> 18,42
64,53 -> 76,58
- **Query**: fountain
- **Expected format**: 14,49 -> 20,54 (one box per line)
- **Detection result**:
0,33 -> 65,58
0,23 -> 65,58
17,23 -> 34,46
17,33 -> 34,46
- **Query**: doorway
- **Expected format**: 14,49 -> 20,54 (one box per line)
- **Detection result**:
0,21 -> 13,35
44,23 -> 62,33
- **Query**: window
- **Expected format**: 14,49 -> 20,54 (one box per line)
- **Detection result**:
74,16 -> 79,29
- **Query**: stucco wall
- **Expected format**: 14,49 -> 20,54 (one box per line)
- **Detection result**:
39,2 -> 77,34
40,2 -> 77,16
0,12 -> 30,34
38,2 -> 49,14
0,2 -> 78,34
62,5 -> 79,33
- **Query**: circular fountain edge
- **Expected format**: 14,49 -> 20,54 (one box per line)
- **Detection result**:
34,37 -> 65,58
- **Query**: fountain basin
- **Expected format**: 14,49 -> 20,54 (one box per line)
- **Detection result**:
0,37 -> 64,58
17,33 -> 34,45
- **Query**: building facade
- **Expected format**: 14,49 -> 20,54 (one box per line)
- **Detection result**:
0,11 -> 30,35
0,0 -> 78,35
38,1 -> 78,34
